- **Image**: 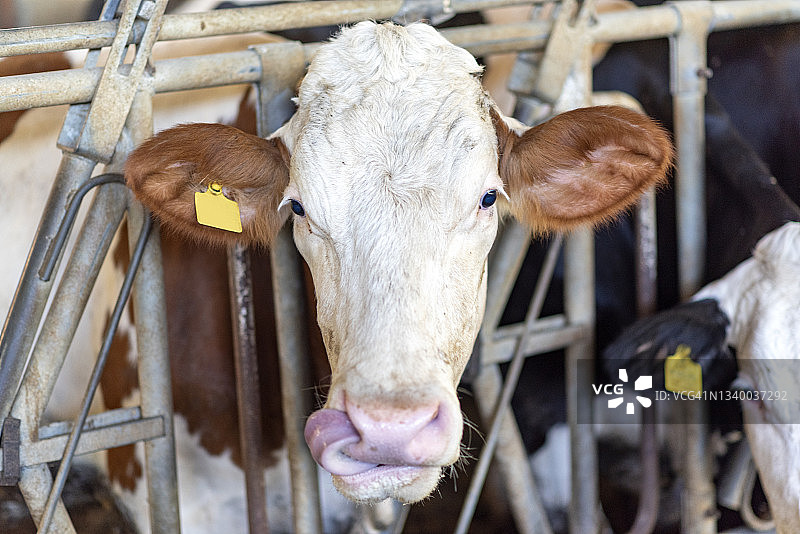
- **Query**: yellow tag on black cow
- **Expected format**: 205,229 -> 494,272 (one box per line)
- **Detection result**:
664,344 -> 702,395
194,182 -> 242,233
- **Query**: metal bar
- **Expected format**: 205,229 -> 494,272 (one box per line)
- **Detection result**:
668,6 -> 717,532
8,181 -> 128,533
455,234 -> 563,534
471,366 -> 555,534
627,405 -> 660,534
38,214 -> 152,534
18,463 -> 74,533
71,0 -> 168,162
160,0 -> 400,41
39,173 -> 126,281
0,0 -> 556,56
270,227 -> 322,534
0,0 -> 794,59
227,244 -> 269,534
482,221 -> 534,335
627,187 -> 660,534
17,416 -> 164,467
124,79 -> 181,533
440,20 -> 551,56
38,406 -> 142,440
485,322 -> 590,365
564,228 -> 598,534
0,1 -> 402,57
0,153 -> 96,426
4,1 -> 800,113
635,188 -> 658,318
591,1 -> 800,44
126,200 -> 181,534
591,5 -> 680,43
0,417 -> 20,485
10,180 -> 128,432
0,20 -> 554,113
671,1 -> 711,302
253,41 -> 320,534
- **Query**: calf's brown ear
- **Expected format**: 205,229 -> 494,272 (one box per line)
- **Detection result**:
125,123 -> 290,247
494,105 -> 673,234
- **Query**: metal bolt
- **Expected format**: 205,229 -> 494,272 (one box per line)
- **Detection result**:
696,67 -> 714,79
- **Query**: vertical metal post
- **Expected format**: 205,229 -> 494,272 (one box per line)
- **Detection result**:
252,41 -> 322,534
0,153 -> 96,423
669,4 -> 716,534
636,189 -> 658,319
629,190 -> 660,534
564,228 -> 598,534
554,28 -> 600,534
671,1 -> 712,302
269,227 -> 322,534
125,86 -> 181,534
227,244 -> 269,534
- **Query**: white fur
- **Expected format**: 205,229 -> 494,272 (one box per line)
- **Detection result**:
273,21 -> 506,502
694,222 -> 800,533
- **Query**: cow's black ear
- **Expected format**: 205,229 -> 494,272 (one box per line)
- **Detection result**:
602,299 -> 737,392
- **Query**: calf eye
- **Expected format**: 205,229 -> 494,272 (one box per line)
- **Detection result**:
480,189 -> 497,210
290,199 -> 306,217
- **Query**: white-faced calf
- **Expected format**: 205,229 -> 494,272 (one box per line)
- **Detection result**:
125,21 -> 672,504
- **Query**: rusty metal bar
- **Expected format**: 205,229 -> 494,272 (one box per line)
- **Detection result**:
627,185 -> 660,534
227,244 -> 269,534
636,188 -> 658,319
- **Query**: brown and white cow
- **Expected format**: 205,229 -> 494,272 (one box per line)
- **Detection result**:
126,20 -> 673,504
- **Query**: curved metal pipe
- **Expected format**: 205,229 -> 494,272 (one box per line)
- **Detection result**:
38,173 -> 126,282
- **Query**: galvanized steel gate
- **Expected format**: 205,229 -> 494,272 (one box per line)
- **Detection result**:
1,1 -> 800,533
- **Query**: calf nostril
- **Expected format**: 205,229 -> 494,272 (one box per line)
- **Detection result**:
343,398 -> 457,466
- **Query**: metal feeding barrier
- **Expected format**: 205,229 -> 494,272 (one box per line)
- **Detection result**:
1,0 -> 799,533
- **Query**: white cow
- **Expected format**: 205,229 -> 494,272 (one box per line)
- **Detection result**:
605,221 -> 800,533
693,222 -> 800,533
126,20 -> 672,505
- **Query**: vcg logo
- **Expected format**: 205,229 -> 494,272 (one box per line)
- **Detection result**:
592,369 -> 653,415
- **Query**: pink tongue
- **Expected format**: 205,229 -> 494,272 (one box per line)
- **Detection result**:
304,409 -> 378,476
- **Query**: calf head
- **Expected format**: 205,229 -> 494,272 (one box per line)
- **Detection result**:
126,21 -> 672,503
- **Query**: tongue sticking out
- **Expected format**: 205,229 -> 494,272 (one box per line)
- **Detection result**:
304,409 -> 378,476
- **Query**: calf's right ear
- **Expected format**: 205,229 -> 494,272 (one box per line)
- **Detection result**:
125,123 -> 290,247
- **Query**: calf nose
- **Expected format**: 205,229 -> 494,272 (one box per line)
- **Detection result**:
344,397 -> 456,466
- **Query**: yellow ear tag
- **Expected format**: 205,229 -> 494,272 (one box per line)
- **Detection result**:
664,344 -> 703,395
194,182 -> 242,233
